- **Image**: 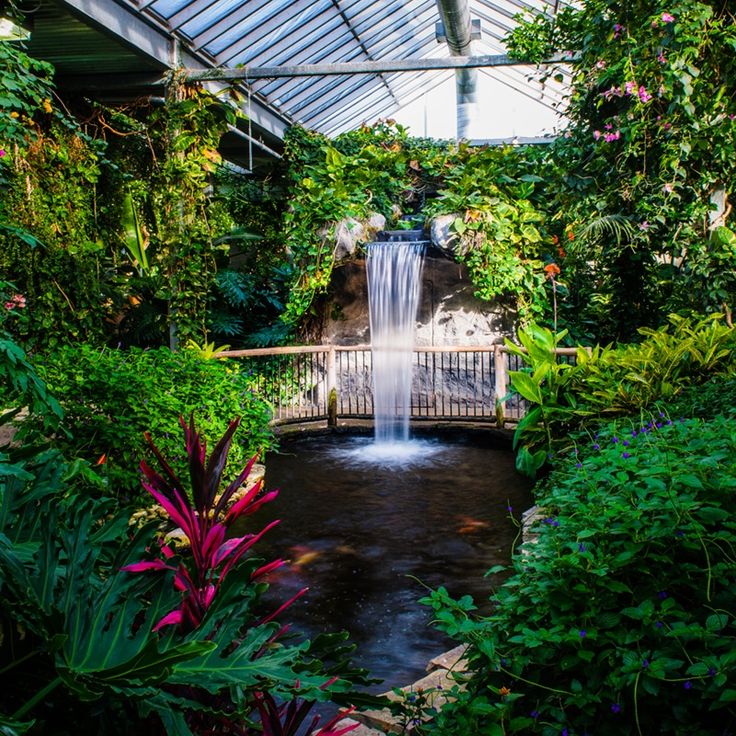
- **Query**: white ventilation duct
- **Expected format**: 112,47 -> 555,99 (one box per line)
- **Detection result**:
436,0 -> 478,139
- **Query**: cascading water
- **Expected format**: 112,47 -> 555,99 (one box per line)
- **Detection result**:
366,236 -> 426,448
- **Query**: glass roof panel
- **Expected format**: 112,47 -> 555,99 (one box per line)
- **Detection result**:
132,0 -> 572,136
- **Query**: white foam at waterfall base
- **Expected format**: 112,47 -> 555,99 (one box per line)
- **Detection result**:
332,436 -> 442,468
366,241 -> 425,446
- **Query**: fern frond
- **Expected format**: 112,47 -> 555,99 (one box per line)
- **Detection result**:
215,270 -> 253,308
579,215 -> 637,246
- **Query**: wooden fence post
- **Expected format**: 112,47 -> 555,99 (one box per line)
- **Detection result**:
494,345 -> 507,427
327,347 -> 337,427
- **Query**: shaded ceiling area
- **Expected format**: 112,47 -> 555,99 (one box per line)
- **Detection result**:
14,0 -> 572,165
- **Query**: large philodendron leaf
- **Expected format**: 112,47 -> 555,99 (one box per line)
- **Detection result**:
56,521 -> 215,701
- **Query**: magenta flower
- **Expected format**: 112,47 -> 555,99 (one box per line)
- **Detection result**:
639,221 -> 650,230
658,52 -> 667,63
603,130 -> 621,142
638,86 -> 652,103
613,23 -> 625,38
624,80 -> 637,96
602,85 -> 622,100
662,12 -> 675,22
0,149 -> 5,157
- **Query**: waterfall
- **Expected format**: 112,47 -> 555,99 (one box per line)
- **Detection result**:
366,239 -> 426,445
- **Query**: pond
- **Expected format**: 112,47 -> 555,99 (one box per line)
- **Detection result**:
255,430 -> 533,693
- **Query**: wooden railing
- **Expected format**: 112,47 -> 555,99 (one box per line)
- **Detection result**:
217,344 -> 579,427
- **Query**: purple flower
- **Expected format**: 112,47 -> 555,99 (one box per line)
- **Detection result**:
507,505 -> 513,512
708,667 -> 717,677
531,710 -> 540,719
578,543 -> 587,552
623,440 -> 630,447
642,659 -> 650,668
658,590 -> 668,599
612,436 -> 619,444
576,462 -> 583,468
655,621 -> 664,629
631,430 -> 637,437
545,517 -> 560,527
622,452 -> 631,459
638,86 -> 653,103
613,23 -> 625,38
579,629 -> 587,638
684,680 -> 693,690
662,12 -> 675,22
562,729 -> 569,736
611,703 -> 621,714
593,443 -> 600,450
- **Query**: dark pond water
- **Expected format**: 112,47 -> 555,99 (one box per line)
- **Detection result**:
253,431 -> 533,693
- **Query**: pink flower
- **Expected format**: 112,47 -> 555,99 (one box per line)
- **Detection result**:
0,149 -> 5,158
602,86 -> 622,100
639,221 -> 650,230
603,131 -> 621,142
593,130 -> 602,140
613,23 -> 625,39
658,52 -> 667,63
663,182 -> 674,193
624,80 -> 637,95
604,123 -> 613,130
595,60 -> 607,70
663,122 -> 672,131
661,12 -> 675,22
638,86 -> 652,103
4,302 -> 14,311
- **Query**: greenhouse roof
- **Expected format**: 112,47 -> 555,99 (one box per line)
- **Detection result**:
21,0 -> 571,160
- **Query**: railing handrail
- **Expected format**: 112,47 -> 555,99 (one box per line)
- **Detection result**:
217,343 -> 584,427
216,344 -> 582,358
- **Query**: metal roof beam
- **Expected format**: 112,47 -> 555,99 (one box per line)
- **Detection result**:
183,53 -> 574,81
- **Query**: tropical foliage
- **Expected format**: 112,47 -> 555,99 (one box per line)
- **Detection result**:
0,408 -> 370,735
23,344 -> 275,501
422,410 -> 736,735
507,0 -> 736,339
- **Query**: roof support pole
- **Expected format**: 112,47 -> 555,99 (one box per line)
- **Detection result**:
436,0 -> 476,140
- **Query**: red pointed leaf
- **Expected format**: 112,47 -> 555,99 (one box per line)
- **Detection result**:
203,418 -> 241,509
153,608 -> 183,631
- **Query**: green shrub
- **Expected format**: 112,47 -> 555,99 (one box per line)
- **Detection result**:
28,345 -> 275,500
423,413 -> 736,735
509,313 -> 736,474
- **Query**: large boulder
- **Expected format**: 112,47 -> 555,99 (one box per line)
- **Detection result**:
430,213 -> 461,257
330,213 -> 387,262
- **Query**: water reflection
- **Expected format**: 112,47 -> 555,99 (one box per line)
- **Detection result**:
254,432 -> 532,691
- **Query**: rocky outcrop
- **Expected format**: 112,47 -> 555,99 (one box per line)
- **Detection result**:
320,254 -> 516,346
323,213 -> 388,262
429,213 -> 461,257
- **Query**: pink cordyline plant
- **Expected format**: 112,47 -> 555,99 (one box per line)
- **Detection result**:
123,415 -> 306,632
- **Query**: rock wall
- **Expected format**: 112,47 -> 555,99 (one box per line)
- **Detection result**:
320,251 -> 517,347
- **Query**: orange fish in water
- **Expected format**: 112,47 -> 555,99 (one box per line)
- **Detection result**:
457,516 -> 489,534
288,545 -> 321,570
